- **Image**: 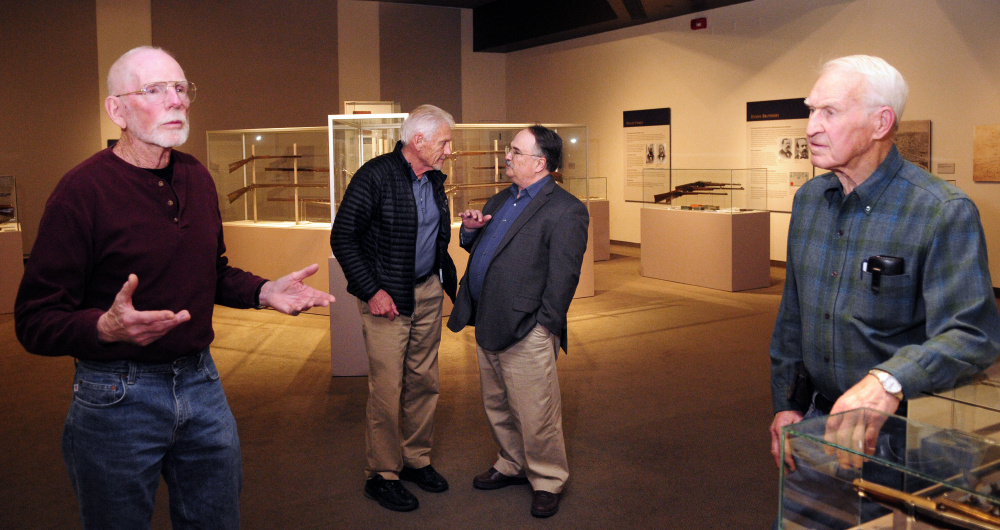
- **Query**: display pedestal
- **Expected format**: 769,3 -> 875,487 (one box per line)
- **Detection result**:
0,230 -> 23,314
589,200 -> 610,261
640,208 -> 769,292
328,257 -> 368,376
221,222 -> 332,316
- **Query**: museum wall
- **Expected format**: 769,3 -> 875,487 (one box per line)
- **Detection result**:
0,1 -> 103,254
339,1 -> 380,105
460,9 -> 506,124
151,0 -> 341,165
378,3 -> 463,122
499,0 -> 1000,279
1,0 -> 467,255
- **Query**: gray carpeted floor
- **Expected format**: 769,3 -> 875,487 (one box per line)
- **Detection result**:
0,245 -> 782,528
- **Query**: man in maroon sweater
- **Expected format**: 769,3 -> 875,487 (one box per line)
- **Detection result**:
14,46 -> 334,529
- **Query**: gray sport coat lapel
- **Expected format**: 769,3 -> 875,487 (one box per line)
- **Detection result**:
492,178 -> 554,258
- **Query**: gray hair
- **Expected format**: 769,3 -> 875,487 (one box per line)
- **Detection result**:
820,55 -> 908,124
401,104 -> 455,145
106,46 -> 175,96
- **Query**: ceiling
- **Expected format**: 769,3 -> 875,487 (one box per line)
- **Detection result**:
375,0 -> 753,52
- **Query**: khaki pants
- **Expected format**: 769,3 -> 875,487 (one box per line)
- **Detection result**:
359,277 -> 443,480
477,324 -> 568,493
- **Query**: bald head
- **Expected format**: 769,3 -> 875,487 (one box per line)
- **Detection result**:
107,46 -> 181,96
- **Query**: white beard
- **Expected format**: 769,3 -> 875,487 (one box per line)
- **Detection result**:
127,109 -> 190,148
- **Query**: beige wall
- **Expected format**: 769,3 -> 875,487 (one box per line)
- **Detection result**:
339,0 -> 380,105
379,3 -> 462,119
96,0 -> 152,146
499,0 -> 1000,281
0,1 -> 103,253
151,0 -> 342,164
460,9 -> 506,123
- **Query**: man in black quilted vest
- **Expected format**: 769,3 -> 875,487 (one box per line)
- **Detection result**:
330,104 -> 457,512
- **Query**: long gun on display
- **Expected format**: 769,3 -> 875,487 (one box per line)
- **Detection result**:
228,155 -> 303,173
653,181 -> 743,203
0,205 -> 13,223
447,150 -> 505,158
227,183 -> 329,203
444,182 -> 511,195
264,166 -> 330,173
266,197 -> 331,205
853,478 -> 1000,529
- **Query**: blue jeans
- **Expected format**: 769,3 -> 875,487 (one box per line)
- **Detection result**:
62,349 -> 241,529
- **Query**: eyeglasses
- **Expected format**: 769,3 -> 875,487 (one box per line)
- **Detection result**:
505,145 -> 542,158
114,81 -> 197,104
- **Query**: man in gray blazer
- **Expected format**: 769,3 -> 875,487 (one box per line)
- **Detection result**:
447,125 -> 589,518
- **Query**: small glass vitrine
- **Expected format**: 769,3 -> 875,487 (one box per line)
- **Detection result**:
780,408 -> 1000,529
0,175 -> 18,232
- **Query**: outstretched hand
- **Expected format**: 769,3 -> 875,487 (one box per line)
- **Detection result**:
459,209 -> 492,230
97,274 -> 191,346
259,263 -> 336,316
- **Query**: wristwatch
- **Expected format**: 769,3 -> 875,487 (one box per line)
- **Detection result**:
869,369 -> 904,401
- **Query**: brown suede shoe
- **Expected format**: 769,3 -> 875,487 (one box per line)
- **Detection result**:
472,467 -> 529,490
531,490 -> 560,518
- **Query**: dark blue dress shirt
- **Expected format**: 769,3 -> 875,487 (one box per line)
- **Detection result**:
466,175 -> 551,302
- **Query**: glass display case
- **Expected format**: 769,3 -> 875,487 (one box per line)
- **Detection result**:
780,409 -> 1000,529
0,175 -> 18,232
911,364 -> 1000,446
327,118 -> 595,222
446,124 -> 591,220
206,127 -> 330,225
328,114 -> 407,218
641,168 -> 759,211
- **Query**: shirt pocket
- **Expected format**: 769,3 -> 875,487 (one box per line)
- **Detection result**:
854,273 -> 918,331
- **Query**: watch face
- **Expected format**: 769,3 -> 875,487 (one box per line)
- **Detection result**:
880,373 -> 902,394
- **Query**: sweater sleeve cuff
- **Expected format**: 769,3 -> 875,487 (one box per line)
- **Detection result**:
253,280 -> 266,309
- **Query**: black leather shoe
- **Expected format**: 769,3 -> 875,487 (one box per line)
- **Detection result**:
472,467 -> 530,490
399,465 -> 449,493
364,475 -> 418,512
531,490 -> 560,518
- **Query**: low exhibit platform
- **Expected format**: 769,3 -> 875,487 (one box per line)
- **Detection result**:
640,208 -> 769,292
222,221 -> 332,316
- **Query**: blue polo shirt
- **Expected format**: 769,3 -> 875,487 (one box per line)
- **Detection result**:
412,168 -> 439,280
466,175 -> 550,302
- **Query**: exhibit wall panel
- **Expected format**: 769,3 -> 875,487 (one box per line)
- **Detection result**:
0,1 -> 102,254
152,0 -> 341,164
379,3 -> 462,121
501,0 -> 1000,281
